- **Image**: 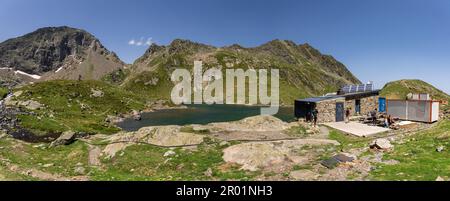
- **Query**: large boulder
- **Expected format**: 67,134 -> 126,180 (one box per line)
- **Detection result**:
19,100 -> 43,110
369,138 -> 393,150
50,131 -> 76,147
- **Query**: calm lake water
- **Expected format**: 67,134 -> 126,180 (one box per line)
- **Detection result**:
116,104 -> 295,131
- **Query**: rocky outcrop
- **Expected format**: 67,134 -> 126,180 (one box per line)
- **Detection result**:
18,100 -> 43,110
106,125 -> 205,147
222,139 -> 340,171
208,115 -> 292,132
102,142 -> 131,159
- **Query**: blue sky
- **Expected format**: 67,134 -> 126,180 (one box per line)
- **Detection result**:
1,0 -> 449,93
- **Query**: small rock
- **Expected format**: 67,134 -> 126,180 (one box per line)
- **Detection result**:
33,144 -> 45,148
163,150 -> 176,157
333,153 -> 357,162
13,91 -> 23,97
0,133 -> 8,139
289,169 -> 319,181
42,163 -> 54,168
382,159 -> 400,165
74,166 -> 86,175
436,146 -> 444,152
321,158 -> 340,169
436,176 -> 445,181
219,141 -> 230,146
90,88 -> 104,97
204,168 -> 213,177
131,110 -> 141,121
370,138 -> 393,150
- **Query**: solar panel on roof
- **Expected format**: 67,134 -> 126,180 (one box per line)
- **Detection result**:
365,84 -> 373,91
357,84 -> 365,92
340,83 -> 374,94
350,85 -> 357,93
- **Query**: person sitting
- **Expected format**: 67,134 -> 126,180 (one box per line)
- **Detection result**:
384,115 -> 390,128
389,115 -> 396,125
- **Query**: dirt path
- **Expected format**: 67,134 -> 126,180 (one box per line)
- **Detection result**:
308,126 -> 329,139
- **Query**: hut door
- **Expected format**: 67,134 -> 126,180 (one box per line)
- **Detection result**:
378,98 -> 386,112
336,102 -> 344,122
355,100 -> 361,115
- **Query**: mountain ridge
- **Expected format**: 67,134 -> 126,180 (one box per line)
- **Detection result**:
123,38 -> 361,104
0,26 -> 124,84
1,26 -> 361,105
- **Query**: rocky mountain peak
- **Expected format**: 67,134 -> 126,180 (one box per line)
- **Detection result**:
0,26 -> 122,75
225,44 -> 245,50
167,39 -> 214,54
0,26 -> 124,83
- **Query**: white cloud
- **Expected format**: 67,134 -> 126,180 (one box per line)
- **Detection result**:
145,37 -> 153,46
128,39 -> 136,45
128,37 -> 153,47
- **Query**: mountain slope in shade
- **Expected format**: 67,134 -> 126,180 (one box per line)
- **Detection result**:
122,39 -> 361,105
0,26 -> 124,83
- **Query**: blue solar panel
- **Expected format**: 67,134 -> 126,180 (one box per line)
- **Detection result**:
365,84 -> 373,91
357,84 -> 365,92
350,85 -> 357,93
340,83 -> 374,94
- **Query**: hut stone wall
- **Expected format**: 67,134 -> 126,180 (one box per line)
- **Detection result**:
345,95 -> 379,116
315,98 -> 345,123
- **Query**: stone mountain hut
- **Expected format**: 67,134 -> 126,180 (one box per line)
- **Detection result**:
294,83 -> 380,123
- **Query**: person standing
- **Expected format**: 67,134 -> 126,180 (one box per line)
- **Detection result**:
345,108 -> 351,123
312,108 -> 319,127
371,108 -> 378,126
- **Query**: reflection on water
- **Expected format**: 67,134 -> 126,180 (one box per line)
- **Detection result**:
116,104 -> 295,131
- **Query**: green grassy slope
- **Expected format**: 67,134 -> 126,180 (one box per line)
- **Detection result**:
381,79 -> 449,101
0,87 -> 8,99
370,120 -> 450,181
12,80 -> 146,135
